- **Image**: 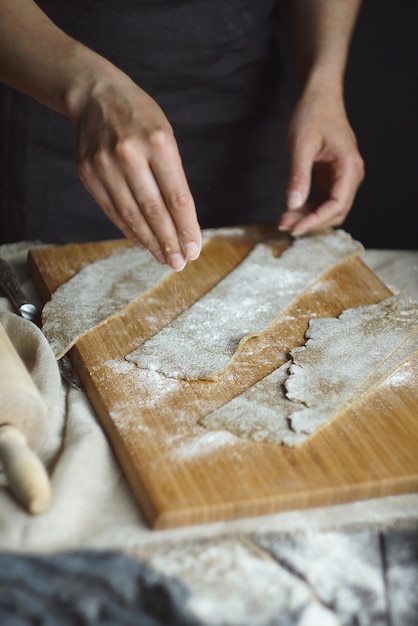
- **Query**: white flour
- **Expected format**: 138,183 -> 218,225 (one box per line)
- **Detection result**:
41,225 -> 269,360
202,294 -> 418,447
127,230 -> 362,379
138,537 -> 317,626
42,247 -> 171,359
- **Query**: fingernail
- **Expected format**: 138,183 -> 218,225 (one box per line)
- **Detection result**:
277,224 -> 290,232
169,253 -> 186,272
183,241 -> 200,261
154,250 -> 167,264
291,226 -> 305,238
286,191 -> 303,209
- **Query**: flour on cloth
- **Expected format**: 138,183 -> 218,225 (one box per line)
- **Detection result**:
201,294 -> 418,446
127,230 -> 362,380
137,536 -> 331,626
42,248 -> 172,359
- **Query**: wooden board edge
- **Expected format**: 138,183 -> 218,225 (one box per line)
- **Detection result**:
27,247 -> 54,305
152,477 -> 418,530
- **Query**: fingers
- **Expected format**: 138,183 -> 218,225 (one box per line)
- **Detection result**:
280,91 -> 365,238
279,140 -> 315,233
285,141 -> 314,213
74,77 -> 202,271
78,130 -> 201,271
280,152 -> 365,237
81,163 -> 166,262
148,131 -> 201,262
297,161 -> 362,235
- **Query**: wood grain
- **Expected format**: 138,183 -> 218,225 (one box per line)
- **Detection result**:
28,227 -> 418,529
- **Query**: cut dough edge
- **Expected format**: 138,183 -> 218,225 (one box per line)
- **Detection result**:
198,245 -> 363,383
42,227 -> 265,360
200,294 -> 418,447
42,248 -> 172,360
201,347 -> 418,448
285,346 -> 418,448
126,230 -> 364,381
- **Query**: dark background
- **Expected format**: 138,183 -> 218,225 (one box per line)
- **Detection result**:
280,1 -> 418,250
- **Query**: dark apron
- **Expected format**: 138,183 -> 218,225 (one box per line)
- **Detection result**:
0,0 -> 288,243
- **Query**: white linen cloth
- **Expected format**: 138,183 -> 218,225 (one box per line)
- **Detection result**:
0,310 -> 65,474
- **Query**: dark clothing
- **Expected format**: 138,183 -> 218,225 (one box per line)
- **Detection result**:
0,0 -> 289,244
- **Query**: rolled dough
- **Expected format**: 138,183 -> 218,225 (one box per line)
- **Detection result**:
201,294 -> 418,446
41,226 -> 255,360
126,230 -> 363,380
42,248 -> 171,359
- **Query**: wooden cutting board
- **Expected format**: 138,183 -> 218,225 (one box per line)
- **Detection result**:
28,226 -> 418,529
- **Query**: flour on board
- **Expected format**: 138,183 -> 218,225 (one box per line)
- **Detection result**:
201,294 -> 418,446
41,226 -> 255,360
42,247 -> 172,359
127,230 -> 363,380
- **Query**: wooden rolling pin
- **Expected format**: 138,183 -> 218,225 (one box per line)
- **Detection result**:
0,321 -> 51,514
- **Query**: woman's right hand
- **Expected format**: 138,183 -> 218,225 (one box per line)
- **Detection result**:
71,70 -> 201,271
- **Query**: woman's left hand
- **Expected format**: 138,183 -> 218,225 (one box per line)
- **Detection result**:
278,92 -> 365,236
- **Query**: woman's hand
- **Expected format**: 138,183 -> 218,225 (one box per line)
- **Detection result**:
73,74 -> 201,270
281,0 -> 364,237
279,92 -> 365,236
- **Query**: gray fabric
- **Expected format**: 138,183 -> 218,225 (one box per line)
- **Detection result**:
1,527 -> 418,625
385,529 -> 418,626
0,551 -> 201,626
252,527 -> 418,626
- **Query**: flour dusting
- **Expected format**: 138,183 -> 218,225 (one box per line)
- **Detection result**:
100,357 -> 239,461
98,358 -> 182,436
167,430 -> 238,462
42,247 -> 171,359
378,359 -> 417,391
202,294 -> 418,447
127,230 -> 362,379
138,537 -> 315,626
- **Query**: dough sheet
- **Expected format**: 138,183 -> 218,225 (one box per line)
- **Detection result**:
127,230 -> 362,379
201,294 -> 418,446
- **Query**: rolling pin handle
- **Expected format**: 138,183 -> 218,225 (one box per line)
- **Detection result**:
0,424 -> 51,514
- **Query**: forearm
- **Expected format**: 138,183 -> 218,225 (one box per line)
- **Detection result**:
280,0 -> 364,235
0,0 -> 120,120
286,0 -> 362,98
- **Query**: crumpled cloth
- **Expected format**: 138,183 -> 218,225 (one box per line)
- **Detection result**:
0,527 -> 418,626
0,242 -> 154,546
0,310 -> 65,473
0,550 -> 201,626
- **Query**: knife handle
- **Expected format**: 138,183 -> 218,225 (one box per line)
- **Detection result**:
0,257 -> 37,321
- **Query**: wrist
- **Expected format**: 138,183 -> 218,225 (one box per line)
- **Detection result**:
296,62 -> 345,104
62,46 -> 117,122
292,69 -> 348,128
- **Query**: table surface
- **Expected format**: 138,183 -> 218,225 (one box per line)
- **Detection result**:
0,240 -> 417,626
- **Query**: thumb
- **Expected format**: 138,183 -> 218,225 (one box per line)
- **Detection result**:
286,144 -> 313,210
